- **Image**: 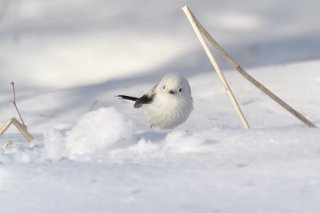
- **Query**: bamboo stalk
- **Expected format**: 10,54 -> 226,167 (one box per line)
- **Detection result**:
182,5 -> 317,128
182,5 -> 250,129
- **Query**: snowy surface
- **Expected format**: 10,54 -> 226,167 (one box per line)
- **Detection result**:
1,0 -> 320,213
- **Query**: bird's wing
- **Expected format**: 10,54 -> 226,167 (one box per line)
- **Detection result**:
134,94 -> 155,108
133,83 -> 158,108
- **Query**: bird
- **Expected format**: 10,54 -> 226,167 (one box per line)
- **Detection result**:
117,73 -> 193,129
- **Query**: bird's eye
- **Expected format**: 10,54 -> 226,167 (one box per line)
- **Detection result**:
178,88 -> 182,93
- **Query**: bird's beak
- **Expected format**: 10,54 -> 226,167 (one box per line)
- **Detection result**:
169,90 -> 176,95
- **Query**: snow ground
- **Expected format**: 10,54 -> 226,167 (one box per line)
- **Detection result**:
1,0 -> 320,213
0,60 -> 320,213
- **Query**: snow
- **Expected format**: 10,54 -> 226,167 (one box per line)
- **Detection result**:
65,107 -> 135,158
1,0 -> 320,212
1,62 -> 320,212
43,128 -> 66,161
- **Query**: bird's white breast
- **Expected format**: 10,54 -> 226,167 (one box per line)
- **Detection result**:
142,93 -> 193,129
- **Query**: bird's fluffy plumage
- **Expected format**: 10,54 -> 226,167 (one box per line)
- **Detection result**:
118,73 -> 193,129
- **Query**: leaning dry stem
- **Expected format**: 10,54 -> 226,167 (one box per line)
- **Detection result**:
0,119 -> 13,136
11,82 -> 26,128
0,82 -> 33,142
182,5 -> 317,128
0,117 -> 33,142
182,5 -> 250,129
11,117 -> 33,142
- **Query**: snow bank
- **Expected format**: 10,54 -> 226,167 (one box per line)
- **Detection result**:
43,128 -> 66,161
108,130 -> 216,163
65,107 -> 135,158
42,108 -> 215,163
1,107 -> 216,164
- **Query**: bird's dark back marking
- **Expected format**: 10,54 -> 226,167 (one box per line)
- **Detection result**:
134,94 -> 154,108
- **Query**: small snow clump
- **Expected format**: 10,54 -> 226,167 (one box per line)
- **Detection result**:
65,107 -> 135,157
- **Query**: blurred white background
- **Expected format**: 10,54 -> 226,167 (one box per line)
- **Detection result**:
1,0 -> 320,89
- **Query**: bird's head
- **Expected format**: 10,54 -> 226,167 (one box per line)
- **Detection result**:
157,73 -> 192,98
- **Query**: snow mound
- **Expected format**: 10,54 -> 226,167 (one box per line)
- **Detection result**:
65,107 -> 135,158
43,128 -> 66,161
108,130 -> 216,163
164,130 -> 213,153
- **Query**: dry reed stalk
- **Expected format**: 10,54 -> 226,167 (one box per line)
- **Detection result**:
182,5 -> 250,128
182,5 -> 317,128
0,117 -> 33,142
0,82 -> 34,143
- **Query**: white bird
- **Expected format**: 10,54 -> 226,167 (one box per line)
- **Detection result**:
117,73 -> 193,129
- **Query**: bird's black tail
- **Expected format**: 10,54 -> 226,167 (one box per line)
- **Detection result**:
116,95 -> 138,102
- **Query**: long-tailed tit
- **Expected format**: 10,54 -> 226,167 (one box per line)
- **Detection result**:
117,73 -> 193,129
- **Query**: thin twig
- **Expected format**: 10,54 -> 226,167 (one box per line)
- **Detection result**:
2,140 -> 12,149
11,82 -> 26,128
88,100 -> 98,112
